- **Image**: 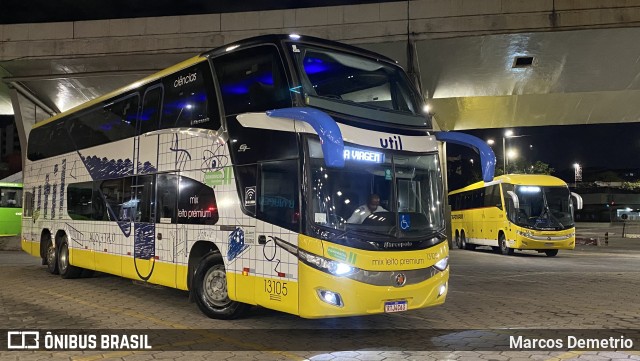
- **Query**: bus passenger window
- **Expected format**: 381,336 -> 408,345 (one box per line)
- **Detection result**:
67,182 -> 93,220
177,177 -> 219,225
24,191 -> 34,217
214,45 -> 292,115
161,63 -> 220,131
131,175 -> 155,223
139,86 -> 163,134
156,174 -> 178,223
100,179 -> 126,221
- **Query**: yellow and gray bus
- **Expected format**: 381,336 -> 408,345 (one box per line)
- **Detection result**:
449,174 -> 582,257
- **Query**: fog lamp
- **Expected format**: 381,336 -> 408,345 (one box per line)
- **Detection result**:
317,289 -> 344,307
438,283 -> 447,297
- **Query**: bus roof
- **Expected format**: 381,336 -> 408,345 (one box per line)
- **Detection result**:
33,34 -> 399,131
448,174 -> 568,195
202,34 -> 397,63
33,55 -> 207,129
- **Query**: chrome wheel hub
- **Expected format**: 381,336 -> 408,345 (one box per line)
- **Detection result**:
203,267 -> 229,307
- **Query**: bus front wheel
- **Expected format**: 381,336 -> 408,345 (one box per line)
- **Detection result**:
44,236 -> 59,275
544,250 -> 558,257
499,234 -> 514,255
193,253 -> 248,319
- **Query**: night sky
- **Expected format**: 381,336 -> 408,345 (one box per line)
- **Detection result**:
447,122 -> 640,187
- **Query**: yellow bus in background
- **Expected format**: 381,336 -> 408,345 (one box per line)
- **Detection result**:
449,174 -> 583,257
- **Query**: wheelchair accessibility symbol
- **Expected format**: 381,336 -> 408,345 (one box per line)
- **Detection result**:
400,214 -> 411,230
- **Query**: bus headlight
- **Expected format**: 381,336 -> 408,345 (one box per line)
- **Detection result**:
517,230 -> 533,238
298,249 -> 357,276
434,256 -> 449,271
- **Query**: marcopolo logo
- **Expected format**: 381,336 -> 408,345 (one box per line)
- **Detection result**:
174,73 -> 197,88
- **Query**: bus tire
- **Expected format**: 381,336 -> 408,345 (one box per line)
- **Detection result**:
58,238 -> 82,279
499,234 -> 514,255
455,231 -> 463,249
193,253 -> 248,319
544,250 -> 558,257
460,231 -> 467,250
44,235 -> 59,275
461,231 -> 475,250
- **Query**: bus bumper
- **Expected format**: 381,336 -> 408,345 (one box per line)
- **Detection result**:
513,235 -> 575,250
297,261 -> 449,318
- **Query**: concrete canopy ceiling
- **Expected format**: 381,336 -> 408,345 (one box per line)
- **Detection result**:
359,27 -> 640,130
0,53 -> 194,115
418,27 -> 640,130
2,27 -> 640,131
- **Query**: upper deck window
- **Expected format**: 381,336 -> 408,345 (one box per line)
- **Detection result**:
160,62 -> 221,130
213,45 -> 292,116
291,44 -> 429,127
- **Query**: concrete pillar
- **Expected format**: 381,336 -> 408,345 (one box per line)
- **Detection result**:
9,87 -> 53,171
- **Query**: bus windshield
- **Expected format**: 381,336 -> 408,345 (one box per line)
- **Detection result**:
511,185 -> 574,230
291,43 -> 429,127
307,138 -> 444,237
0,185 -> 22,208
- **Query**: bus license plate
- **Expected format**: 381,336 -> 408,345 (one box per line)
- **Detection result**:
384,300 -> 408,313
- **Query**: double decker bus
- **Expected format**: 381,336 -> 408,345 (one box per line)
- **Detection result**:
0,182 -> 22,236
22,34 -> 492,319
449,174 -> 583,257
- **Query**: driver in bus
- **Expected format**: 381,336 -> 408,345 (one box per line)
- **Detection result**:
347,194 -> 387,224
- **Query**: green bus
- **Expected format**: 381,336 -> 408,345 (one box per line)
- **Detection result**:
0,182 -> 22,236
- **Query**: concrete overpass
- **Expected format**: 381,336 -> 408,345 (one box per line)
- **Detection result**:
2,0 -> 640,155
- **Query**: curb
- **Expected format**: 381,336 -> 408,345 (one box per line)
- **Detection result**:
575,237 -> 608,246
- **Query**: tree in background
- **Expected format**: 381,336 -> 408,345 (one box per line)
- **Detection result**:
495,160 -> 554,176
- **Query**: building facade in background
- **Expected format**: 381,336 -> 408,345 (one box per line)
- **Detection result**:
0,115 -> 21,179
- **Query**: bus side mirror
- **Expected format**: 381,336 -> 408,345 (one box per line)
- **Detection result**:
571,192 -> 583,210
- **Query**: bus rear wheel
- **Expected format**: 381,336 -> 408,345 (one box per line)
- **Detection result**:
193,253 -> 248,319
455,231 -> 463,249
545,250 -> 558,257
461,232 -> 475,250
499,234 -> 514,255
58,238 -> 82,279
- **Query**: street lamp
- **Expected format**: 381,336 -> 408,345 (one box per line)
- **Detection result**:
573,163 -> 582,187
503,130 -> 514,173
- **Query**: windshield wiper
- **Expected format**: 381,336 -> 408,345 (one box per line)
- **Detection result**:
546,206 -> 564,228
537,205 -> 564,228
